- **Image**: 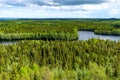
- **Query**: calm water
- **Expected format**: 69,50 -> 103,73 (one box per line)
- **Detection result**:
0,31 -> 120,45
78,31 -> 120,41
0,41 -> 17,45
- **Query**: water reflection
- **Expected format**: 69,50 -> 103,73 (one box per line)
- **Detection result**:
78,31 -> 120,41
0,41 -> 17,45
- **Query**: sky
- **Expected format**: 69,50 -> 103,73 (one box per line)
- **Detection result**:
0,0 -> 120,18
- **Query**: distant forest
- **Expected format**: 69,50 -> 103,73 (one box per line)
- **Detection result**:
0,19 -> 120,41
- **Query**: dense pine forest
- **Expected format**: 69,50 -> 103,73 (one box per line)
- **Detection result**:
0,19 -> 120,80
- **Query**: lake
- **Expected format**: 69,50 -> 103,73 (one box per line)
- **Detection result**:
0,31 -> 120,45
0,41 -> 17,45
78,31 -> 120,41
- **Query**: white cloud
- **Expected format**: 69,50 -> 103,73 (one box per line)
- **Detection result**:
0,0 -> 120,18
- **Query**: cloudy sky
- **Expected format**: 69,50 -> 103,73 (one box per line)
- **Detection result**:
0,0 -> 119,18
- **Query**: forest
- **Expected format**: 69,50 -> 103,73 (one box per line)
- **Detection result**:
0,19 -> 120,41
0,19 -> 120,80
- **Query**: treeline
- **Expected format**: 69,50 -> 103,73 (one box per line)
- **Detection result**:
0,31 -> 78,41
0,20 -> 78,40
77,20 -> 120,35
94,29 -> 120,35
0,39 -> 120,80
0,20 -> 120,40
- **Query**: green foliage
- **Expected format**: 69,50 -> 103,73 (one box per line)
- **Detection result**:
0,39 -> 120,79
0,20 -> 78,40
0,19 -> 120,79
1,19 -> 120,40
